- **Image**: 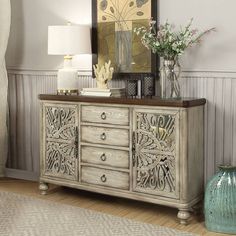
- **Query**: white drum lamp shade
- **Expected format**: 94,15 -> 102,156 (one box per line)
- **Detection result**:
48,25 -> 91,55
48,24 -> 91,94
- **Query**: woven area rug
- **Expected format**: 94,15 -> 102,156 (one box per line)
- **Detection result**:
0,191 -> 197,236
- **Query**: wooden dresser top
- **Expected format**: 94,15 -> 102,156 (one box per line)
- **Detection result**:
39,94 -> 206,108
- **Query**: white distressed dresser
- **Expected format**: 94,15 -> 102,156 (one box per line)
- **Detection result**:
39,95 -> 206,224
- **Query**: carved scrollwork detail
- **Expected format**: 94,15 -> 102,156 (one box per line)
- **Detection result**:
44,105 -> 78,180
46,106 -> 76,140
136,113 -> 175,153
46,142 -> 76,176
134,112 -> 177,194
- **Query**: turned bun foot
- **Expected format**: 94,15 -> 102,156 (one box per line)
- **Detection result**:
177,209 -> 191,225
39,182 -> 49,195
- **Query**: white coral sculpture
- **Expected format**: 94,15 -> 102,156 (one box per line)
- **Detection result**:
93,60 -> 114,89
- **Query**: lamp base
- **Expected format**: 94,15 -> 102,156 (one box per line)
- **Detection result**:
57,64 -> 78,95
57,89 -> 78,95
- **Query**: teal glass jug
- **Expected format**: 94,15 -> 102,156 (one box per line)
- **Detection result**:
204,166 -> 236,234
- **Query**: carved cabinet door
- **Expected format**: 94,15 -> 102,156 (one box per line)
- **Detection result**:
41,103 -> 78,181
132,108 -> 180,199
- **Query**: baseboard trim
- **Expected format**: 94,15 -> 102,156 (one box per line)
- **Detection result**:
5,168 -> 39,181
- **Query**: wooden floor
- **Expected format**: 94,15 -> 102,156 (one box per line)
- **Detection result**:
0,178 -> 229,236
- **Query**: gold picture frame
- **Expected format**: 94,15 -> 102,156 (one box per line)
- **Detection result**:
92,0 -> 158,78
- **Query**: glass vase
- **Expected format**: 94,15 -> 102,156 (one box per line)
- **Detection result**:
160,58 -> 181,99
204,166 -> 236,234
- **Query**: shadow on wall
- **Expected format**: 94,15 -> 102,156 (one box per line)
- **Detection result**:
6,0 -> 25,68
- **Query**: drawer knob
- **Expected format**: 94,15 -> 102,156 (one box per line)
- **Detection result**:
100,133 -> 106,140
101,112 -> 107,120
100,174 -> 107,183
100,153 -> 107,161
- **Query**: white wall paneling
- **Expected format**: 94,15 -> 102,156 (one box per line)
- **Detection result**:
180,74 -> 236,181
7,71 -> 57,180
7,70 -> 236,182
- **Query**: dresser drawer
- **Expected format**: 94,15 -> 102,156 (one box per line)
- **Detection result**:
81,166 -> 129,190
81,146 -> 129,169
81,126 -> 129,147
81,105 -> 129,126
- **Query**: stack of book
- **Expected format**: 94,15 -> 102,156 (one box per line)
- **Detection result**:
80,88 -> 126,97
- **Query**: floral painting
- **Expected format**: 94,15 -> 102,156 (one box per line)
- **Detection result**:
94,0 -> 156,73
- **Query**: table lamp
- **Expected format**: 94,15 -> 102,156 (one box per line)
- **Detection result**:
48,23 -> 91,95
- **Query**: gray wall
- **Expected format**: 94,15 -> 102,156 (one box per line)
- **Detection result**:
160,0 -> 236,73
7,0 -> 236,72
6,0 -> 92,71
5,0 -> 236,181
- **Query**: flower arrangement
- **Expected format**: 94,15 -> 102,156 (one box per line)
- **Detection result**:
134,19 -> 215,60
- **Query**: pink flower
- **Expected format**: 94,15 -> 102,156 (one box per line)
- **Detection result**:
191,29 -> 198,35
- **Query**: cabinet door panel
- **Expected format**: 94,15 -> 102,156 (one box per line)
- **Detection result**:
133,109 -> 180,199
42,103 -> 78,180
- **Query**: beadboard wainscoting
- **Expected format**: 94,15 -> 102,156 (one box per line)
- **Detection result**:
6,69 -> 236,183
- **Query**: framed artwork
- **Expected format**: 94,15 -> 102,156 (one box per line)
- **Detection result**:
92,0 -> 158,78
